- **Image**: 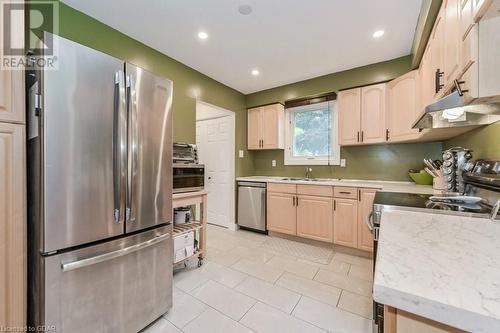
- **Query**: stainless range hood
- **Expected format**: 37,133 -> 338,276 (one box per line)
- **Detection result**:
413,80 -> 500,129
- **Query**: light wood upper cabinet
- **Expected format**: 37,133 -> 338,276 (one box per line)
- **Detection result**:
338,88 -> 361,145
360,84 -> 387,144
247,107 -> 261,149
0,67 -> 25,124
0,123 -> 26,328
357,189 -> 376,252
247,103 -> 284,150
267,192 -> 296,235
444,0 -> 461,85
338,84 -> 386,146
387,70 -> 421,142
297,195 -> 333,243
431,6 -> 446,97
333,198 -> 358,248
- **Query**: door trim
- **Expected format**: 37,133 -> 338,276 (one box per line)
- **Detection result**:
196,101 -> 236,229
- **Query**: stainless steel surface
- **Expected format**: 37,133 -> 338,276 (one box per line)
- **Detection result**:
43,33 -> 126,252
490,199 -> 500,221
125,63 -> 173,232
442,147 -> 473,193
61,232 -> 171,272
237,182 -> 266,232
44,226 -> 172,333
365,212 -> 374,232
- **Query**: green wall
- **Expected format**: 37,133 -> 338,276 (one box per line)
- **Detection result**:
444,122 -> 500,159
245,56 -> 443,181
37,1 -> 253,176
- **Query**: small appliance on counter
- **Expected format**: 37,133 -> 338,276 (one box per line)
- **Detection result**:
368,159 -> 500,333
172,143 -> 205,193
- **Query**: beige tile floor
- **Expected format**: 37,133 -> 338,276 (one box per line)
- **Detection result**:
143,224 -> 374,333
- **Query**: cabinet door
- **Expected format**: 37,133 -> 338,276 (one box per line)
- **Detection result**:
262,104 -> 284,149
267,192 -> 296,235
431,7 -> 446,97
444,0 -> 461,84
387,71 -> 421,142
338,88 -> 361,145
360,84 -> 386,144
333,198 -> 358,248
297,195 -> 333,243
460,0 -> 474,41
420,44 -> 436,111
0,123 -> 26,327
247,107 -> 262,150
357,189 -> 376,252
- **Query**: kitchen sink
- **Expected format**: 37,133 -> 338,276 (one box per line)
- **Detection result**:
280,177 -> 339,182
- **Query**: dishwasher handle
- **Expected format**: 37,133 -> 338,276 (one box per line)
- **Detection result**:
237,181 -> 266,188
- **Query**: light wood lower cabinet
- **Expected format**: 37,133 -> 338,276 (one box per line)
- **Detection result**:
0,123 -> 26,328
267,192 -> 296,235
333,198 -> 358,248
296,195 -> 333,243
358,189 -> 376,252
384,306 -> 466,333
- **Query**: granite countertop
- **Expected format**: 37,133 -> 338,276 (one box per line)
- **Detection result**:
236,176 -> 436,195
373,210 -> 500,333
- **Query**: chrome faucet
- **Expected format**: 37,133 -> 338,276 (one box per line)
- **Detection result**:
305,167 -> 313,180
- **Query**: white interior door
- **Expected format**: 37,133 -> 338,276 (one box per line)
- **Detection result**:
196,115 -> 234,228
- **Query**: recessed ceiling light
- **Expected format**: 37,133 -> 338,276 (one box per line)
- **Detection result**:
372,30 -> 385,38
198,31 -> 208,40
238,4 -> 253,15
251,69 -> 260,76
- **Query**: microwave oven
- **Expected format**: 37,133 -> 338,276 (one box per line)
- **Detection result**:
173,163 -> 205,193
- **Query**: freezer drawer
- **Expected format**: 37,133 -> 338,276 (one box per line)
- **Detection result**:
39,226 -> 172,333
237,182 -> 266,232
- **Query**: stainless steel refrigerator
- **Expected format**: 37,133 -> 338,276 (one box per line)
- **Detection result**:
27,33 -> 173,332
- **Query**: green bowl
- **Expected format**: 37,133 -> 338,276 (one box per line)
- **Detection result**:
408,170 -> 433,185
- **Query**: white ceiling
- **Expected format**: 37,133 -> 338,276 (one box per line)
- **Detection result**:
62,0 -> 423,94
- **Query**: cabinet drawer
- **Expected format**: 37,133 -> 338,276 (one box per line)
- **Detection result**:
333,187 -> 358,199
268,183 -> 297,194
297,184 -> 333,197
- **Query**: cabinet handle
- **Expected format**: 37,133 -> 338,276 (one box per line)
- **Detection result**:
454,79 -> 469,96
361,131 -> 364,142
339,191 -> 351,194
333,200 -> 336,211
386,129 -> 390,141
357,131 -> 360,142
435,68 -> 444,94
296,196 -> 299,206
292,196 -> 295,206
358,189 -> 361,201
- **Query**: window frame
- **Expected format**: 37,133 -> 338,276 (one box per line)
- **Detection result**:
284,101 -> 340,166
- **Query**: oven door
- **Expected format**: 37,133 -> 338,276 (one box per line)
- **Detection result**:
173,164 -> 205,193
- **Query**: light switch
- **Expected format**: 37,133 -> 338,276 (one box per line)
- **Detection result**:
340,159 -> 346,167
239,150 -> 244,158
272,160 -> 276,167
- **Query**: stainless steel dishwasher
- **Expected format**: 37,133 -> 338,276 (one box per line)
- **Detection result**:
237,181 -> 267,233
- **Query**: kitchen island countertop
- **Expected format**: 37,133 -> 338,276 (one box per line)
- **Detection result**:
373,210 -> 500,333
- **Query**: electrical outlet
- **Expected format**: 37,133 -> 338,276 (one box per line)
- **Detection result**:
340,159 -> 346,167
272,160 -> 276,167
239,150 -> 244,158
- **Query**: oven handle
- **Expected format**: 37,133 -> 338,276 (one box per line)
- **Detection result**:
365,212 -> 374,233
61,233 -> 170,272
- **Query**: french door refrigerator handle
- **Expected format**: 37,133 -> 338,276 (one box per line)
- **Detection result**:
113,70 -> 127,223
61,233 -> 171,272
126,74 -> 138,223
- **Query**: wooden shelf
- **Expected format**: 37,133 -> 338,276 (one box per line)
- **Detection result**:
173,221 -> 203,237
